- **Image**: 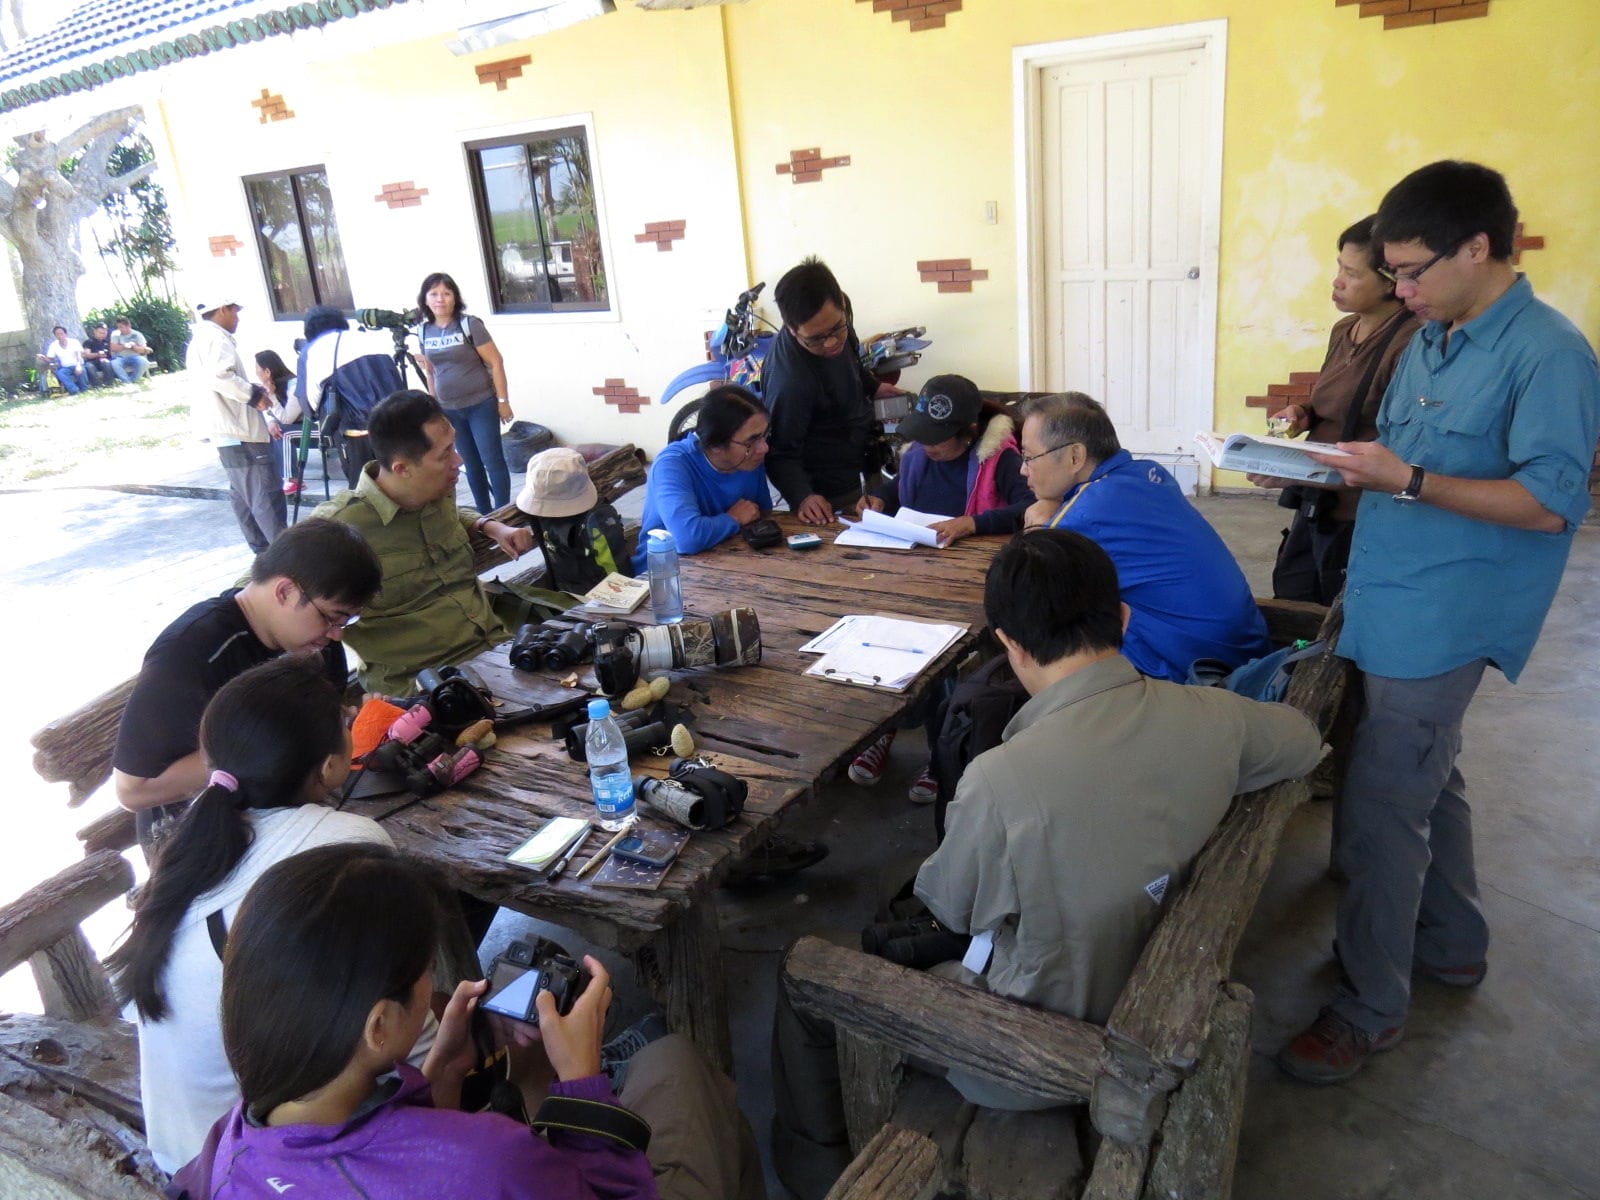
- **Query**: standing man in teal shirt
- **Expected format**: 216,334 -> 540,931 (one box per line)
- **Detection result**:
1280,161 -> 1600,1083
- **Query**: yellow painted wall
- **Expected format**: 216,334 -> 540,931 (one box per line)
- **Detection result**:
113,0 -> 1600,460
723,0 -> 1600,448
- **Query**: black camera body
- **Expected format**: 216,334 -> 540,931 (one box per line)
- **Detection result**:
510,620 -> 600,672
860,913 -> 970,970
414,664 -> 496,738
480,938 -> 589,1027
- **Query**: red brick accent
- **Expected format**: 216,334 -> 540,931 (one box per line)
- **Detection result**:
916,258 -> 988,294
856,0 -> 961,31
592,378 -> 651,414
374,181 -> 430,209
1340,0 -> 1491,28
1245,372 -> 1319,409
634,219 -> 687,252
775,148 -> 851,185
475,55 -> 532,92
250,88 -> 293,124
1511,221 -> 1545,265
208,235 -> 244,258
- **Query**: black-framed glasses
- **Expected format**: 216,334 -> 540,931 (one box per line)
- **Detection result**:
794,316 -> 849,350
302,588 -> 360,629
1379,244 -> 1456,286
1020,441 -> 1079,467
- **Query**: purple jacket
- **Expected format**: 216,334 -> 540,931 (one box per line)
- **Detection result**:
181,1064 -> 657,1199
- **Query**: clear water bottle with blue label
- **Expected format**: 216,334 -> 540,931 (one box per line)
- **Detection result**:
585,698 -> 635,831
646,528 -> 684,624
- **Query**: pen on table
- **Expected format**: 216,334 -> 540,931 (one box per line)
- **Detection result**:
860,641 -> 926,654
545,826 -> 592,883
574,824 -> 634,880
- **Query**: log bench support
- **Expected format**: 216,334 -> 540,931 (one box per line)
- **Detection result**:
632,902 -> 734,1074
0,850 -> 132,1022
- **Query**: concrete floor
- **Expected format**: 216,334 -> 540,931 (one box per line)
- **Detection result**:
3,449 -> 1596,1199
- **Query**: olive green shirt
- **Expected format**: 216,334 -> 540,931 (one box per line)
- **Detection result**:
313,464 -> 505,695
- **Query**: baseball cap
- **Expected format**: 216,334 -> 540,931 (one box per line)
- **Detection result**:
516,447 -> 598,518
194,296 -> 242,317
898,374 -> 982,445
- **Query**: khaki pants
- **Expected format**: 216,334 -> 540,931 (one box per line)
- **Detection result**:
621,1034 -> 766,1200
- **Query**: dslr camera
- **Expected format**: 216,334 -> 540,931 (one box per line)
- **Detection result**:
480,937 -> 590,1026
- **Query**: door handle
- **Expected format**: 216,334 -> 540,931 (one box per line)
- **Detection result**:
1187,267 -> 1200,280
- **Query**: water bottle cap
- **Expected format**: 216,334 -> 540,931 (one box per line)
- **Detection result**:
587,698 -> 610,720
647,528 -> 674,549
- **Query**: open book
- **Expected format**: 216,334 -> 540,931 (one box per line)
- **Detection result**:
1194,431 -> 1350,486
579,572 -> 650,612
835,506 -> 946,550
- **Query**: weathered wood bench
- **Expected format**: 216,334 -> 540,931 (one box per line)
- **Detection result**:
29,444 -> 647,855
0,851 -> 166,1197
790,598 -> 1350,1200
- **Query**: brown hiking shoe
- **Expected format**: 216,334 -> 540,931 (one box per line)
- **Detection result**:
1276,1008 -> 1402,1084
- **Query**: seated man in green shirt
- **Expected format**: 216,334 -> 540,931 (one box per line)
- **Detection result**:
314,389 -> 533,694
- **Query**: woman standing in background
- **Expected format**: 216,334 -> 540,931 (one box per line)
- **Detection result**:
414,271 -> 515,511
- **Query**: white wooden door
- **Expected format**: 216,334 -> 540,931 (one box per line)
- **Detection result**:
1038,46 -> 1211,459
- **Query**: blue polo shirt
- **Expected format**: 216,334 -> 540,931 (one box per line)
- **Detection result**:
631,434 -> 772,572
1048,451 -> 1270,681
1340,276 -> 1600,683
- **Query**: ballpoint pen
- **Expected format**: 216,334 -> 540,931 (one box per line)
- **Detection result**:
545,825 -> 592,883
861,642 -> 926,654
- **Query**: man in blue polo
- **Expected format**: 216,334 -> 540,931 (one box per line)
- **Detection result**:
1278,161 -> 1600,1083
1018,392 -> 1269,681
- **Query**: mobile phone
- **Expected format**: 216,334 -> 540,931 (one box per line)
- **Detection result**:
611,831 -> 681,868
787,533 -> 822,550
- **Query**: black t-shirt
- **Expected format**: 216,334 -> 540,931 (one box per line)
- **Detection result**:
83,336 -> 110,358
762,325 -> 877,509
113,590 -> 348,780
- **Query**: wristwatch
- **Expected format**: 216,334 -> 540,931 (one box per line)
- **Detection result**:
1393,464 -> 1426,503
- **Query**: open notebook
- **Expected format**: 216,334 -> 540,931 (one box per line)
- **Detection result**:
835,507 -> 947,550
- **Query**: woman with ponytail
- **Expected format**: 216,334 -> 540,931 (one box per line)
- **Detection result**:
106,656 -> 395,1173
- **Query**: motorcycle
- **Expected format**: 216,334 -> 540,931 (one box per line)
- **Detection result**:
660,282 -> 930,443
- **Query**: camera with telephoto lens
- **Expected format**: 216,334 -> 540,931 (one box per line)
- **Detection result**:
480,937 -> 590,1027
414,665 -> 496,738
510,620 -> 598,672
634,758 -> 748,831
358,307 -> 419,335
591,607 -> 762,697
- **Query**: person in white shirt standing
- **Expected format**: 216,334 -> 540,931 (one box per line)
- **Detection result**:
187,294 -> 285,553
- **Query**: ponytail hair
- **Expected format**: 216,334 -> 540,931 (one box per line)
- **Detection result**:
106,657 -> 346,1021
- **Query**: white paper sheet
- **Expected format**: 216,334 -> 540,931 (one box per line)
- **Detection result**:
835,506 -> 948,549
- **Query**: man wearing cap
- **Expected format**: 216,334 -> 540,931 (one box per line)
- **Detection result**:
314,389 -> 533,695
109,316 -> 152,383
1017,392 -> 1269,682
188,295 -> 284,553
82,322 -> 116,388
518,447 -> 629,594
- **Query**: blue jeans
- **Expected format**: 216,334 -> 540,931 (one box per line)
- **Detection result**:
111,354 -> 148,383
53,365 -> 87,394
445,397 -> 509,511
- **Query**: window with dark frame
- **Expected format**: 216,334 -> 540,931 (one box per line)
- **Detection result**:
466,127 -> 610,314
242,165 -> 354,320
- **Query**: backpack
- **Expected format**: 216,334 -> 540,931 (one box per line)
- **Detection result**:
533,503 -> 628,594
1186,640 -> 1327,703
931,652 -> 1029,841
312,332 -> 405,435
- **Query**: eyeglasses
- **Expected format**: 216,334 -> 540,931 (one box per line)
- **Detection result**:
1378,244 -> 1457,286
730,428 -> 770,450
302,589 -> 361,629
794,316 -> 849,351
1020,441 -> 1079,467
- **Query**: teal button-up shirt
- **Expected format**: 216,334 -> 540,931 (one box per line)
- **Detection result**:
1339,276 -> 1600,682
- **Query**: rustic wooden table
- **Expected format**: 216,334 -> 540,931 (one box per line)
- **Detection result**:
346,513 -> 1004,1070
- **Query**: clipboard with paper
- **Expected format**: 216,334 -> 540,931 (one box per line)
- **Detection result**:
801,613 -> 967,692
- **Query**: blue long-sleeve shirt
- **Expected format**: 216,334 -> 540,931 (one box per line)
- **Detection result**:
631,434 -> 772,572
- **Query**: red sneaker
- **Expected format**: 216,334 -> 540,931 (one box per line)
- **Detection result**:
908,765 -> 937,804
1418,959 -> 1487,988
282,479 -> 301,495
848,731 -> 896,786
1276,1008 -> 1402,1084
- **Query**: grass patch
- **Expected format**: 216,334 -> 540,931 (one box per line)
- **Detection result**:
0,372 -> 198,487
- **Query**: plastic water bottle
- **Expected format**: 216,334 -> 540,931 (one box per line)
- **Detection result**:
646,528 -> 684,625
585,698 -> 635,831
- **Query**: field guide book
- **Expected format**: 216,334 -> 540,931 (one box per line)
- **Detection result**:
1194,431 -> 1351,486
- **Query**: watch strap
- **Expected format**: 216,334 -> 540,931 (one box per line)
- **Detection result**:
1396,464 -> 1426,501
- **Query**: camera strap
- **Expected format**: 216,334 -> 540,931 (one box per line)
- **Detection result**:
532,1094 -> 652,1153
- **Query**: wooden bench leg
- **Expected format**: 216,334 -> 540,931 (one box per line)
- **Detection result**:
633,903 -> 733,1074
837,1029 -> 905,1154
1143,982 -> 1254,1200
31,931 -> 114,1023
823,1125 -> 941,1200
